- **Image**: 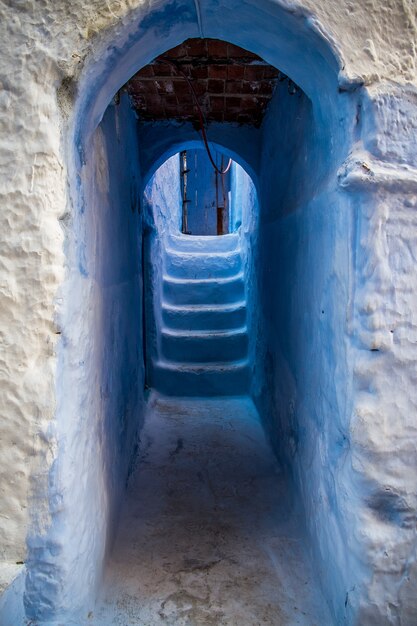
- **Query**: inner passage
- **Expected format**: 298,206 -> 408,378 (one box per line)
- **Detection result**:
143,152 -> 255,397
180,148 -> 235,236
89,36 -> 334,623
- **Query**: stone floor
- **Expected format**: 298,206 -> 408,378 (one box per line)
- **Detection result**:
91,393 -> 332,625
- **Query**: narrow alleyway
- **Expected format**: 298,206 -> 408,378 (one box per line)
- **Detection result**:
91,394 -> 332,625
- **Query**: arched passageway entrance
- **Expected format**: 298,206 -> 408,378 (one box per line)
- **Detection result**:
23,4 -> 363,625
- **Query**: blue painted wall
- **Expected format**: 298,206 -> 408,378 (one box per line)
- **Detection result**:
144,153 -> 182,235
25,93 -> 146,623
138,122 -> 260,188
143,153 -> 182,381
253,80 -> 364,621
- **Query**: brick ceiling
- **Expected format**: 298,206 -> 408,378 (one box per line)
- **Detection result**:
125,38 -> 292,127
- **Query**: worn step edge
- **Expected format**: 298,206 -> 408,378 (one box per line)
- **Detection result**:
164,247 -> 242,259
153,358 -> 250,372
160,326 -> 248,339
162,301 -> 247,313
169,233 -> 240,251
162,272 -> 244,286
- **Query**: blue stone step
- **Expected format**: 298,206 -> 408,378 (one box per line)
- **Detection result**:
164,248 -> 242,279
151,359 -> 251,396
162,273 -> 245,306
168,232 -> 240,253
162,301 -> 247,331
160,327 -> 248,363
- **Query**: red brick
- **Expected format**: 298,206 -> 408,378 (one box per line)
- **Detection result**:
180,93 -> 194,106
263,65 -> 280,79
245,65 -> 264,81
241,81 -> 258,94
210,95 -> 225,112
258,80 -> 274,96
208,79 -> 224,94
227,64 -> 245,80
142,103 -> 164,117
237,113 -> 253,125
223,111 -> 236,122
257,95 -> 270,105
151,62 -> 172,76
208,64 -> 228,79
173,80 -> 191,96
157,79 -> 176,95
164,103 -> 180,115
227,43 -> 255,59
177,104 -> 195,117
151,79 -> 164,92
193,80 -> 208,97
131,95 -> 146,108
191,65 -> 208,79
129,79 -> 157,95
144,95 -> 164,108
177,63 -> 193,78
224,80 -> 240,95
126,38 -> 282,126
199,94 -> 210,114
164,95 -> 178,107
206,111 -> 223,123
128,78 -> 145,91
241,96 -> 257,110
225,96 -> 241,109
207,39 -> 228,58
136,65 -> 154,78
166,43 -> 188,58
186,38 -> 208,57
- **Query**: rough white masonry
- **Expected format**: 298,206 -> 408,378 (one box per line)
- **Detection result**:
342,85 -> 417,623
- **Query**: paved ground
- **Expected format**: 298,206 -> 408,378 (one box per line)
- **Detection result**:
91,393 -> 333,625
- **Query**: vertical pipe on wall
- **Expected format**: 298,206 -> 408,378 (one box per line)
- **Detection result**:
180,150 -> 190,234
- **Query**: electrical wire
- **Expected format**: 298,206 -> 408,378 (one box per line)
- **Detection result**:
161,58 -> 232,175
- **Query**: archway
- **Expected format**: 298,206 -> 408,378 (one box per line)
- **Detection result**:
24,3 -> 361,624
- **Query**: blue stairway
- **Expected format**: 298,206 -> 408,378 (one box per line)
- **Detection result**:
151,233 -> 250,396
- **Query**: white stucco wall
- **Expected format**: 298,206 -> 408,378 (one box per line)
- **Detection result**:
0,0 -> 416,623
341,84 -> 417,624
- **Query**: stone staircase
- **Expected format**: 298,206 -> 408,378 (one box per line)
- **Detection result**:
151,232 -> 250,396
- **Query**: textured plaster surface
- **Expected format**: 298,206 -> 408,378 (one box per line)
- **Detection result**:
91,393 -> 332,625
0,0 -> 417,623
0,566 -> 25,626
254,55 -> 417,624
23,94 -> 145,623
143,155 -> 181,391
341,85 -> 417,625
255,78 -> 358,622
